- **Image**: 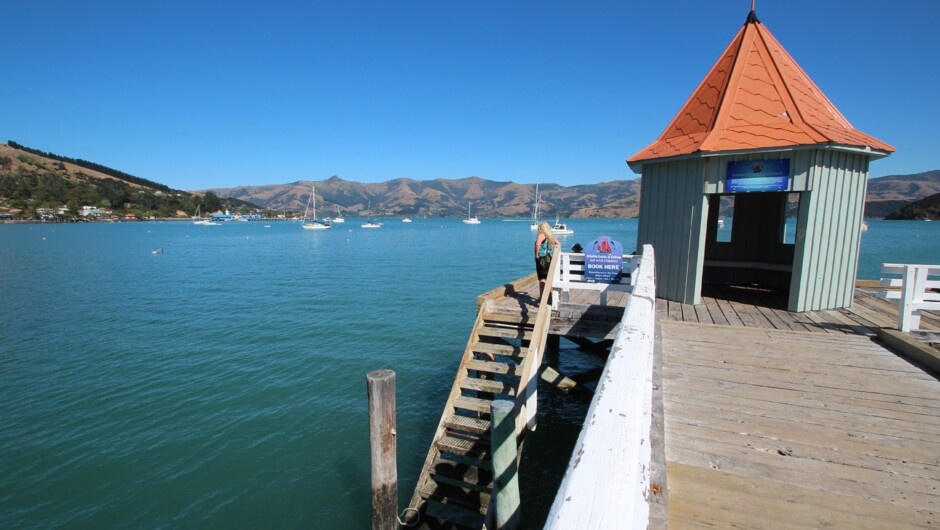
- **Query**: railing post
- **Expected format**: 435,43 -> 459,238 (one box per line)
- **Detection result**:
900,265 -> 916,332
911,266 -> 929,331
367,370 -> 397,530
491,400 -> 521,530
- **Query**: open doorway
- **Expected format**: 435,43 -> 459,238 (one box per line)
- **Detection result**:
703,192 -> 795,290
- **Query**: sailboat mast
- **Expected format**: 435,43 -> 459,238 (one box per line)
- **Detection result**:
534,183 -> 539,219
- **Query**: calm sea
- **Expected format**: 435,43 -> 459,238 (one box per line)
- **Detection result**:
1,218 -> 936,528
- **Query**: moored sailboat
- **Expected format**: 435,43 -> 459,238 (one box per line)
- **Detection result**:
462,202 -> 481,224
192,205 -> 220,226
301,185 -> 332,230
530,183 -> 540,230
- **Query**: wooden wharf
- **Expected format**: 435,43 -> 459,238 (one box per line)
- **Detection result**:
403,249 -> 940,529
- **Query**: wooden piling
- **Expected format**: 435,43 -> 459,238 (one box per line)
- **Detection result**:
367,369 -> 397,530
491,400 -> 521,530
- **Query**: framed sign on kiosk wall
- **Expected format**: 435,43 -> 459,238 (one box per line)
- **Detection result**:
726,159 -> 790,193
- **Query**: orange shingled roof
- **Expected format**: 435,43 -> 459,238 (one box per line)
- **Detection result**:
628,11 -> 894,165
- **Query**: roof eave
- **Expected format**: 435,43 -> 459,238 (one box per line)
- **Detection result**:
824,143 -> 894,160
626,143 -> 893,174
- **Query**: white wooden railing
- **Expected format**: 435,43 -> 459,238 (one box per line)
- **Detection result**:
518,245 -> 561,432
544,244 -> 656,529
551,252 -> 640,308
877,263 -> 940,332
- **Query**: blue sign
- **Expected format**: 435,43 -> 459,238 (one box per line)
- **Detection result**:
726,159 -> 790,192
584,236 -> 623,283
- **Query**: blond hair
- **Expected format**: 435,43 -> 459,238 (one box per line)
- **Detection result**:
537,220 -> 560,247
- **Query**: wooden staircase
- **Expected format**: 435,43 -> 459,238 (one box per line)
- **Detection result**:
404,306 -> 537,529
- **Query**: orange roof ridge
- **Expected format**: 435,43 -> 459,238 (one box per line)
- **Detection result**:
628,12 -> 894,166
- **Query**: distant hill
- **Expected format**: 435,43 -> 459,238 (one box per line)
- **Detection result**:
865,170 -> 940,218
208,176 -> 643,218
0,141 -> 258,219
3,140 -> 937,220
210,170 -> 940,220
884,191 -> 940,220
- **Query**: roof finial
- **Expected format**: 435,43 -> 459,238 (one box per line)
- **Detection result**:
746,0 -> 760,24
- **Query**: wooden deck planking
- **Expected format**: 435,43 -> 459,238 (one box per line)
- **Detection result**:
481,275 -> 940,526
667,462 -> 938,530
666,361 -> 940,428
490,278 -> 940,337
664,397 -> 940,469
659,284 -> 940,336
712,296 -> 745,327
700,296 -> 730,326
661,321 -> 940,528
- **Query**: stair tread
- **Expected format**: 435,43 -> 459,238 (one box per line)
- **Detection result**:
431,459 -> 493,492
465,358 -> 519,376
417,482 -> 491,515
444,414 -> 491,435
453,395 -> 491,413
458,376 -> 516,396
436,434 -> 490,460
482,312 -> 535,326
478,326 -> 533,340
472,342 -> 525,357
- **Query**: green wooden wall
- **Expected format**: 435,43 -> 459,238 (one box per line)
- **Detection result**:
636,148 -> 872,311
637,159 -> 706,304
789,150 -> 870,311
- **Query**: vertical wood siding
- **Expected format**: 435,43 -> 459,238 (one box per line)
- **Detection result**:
638,160 -> 705,304
790,150 -> 869,311
639,149 -> 871,311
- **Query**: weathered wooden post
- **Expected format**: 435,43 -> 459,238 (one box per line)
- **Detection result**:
367,369 -> 397,530
491,399 -> 521,530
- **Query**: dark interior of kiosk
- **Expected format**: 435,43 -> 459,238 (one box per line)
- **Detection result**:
703,192 -> 798,291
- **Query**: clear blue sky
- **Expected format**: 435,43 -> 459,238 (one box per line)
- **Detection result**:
3,0 -> 937,190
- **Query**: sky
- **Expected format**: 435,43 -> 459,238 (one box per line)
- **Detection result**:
3,0 -> 938,191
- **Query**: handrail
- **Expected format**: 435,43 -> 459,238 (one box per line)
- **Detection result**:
552,252 -> 639,307
515,244 -> 560,432
877,263 -> 940,332
544,244 -> 657,529
483,246 -> 561,528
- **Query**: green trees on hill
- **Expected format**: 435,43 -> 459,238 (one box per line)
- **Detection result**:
0,144 -> 259,219
885,192 -> 940,220
7,140 -> 174,193
201,191 -> 223,213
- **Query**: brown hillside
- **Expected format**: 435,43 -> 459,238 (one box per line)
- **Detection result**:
0,143 -> 146,188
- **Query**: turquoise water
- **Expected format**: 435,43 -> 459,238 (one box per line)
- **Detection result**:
0,218 -> 936,528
